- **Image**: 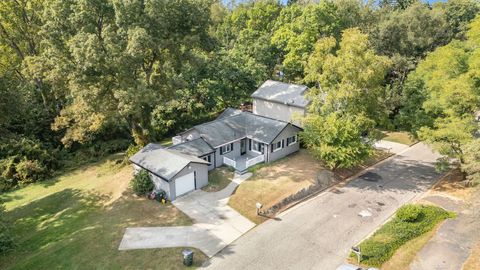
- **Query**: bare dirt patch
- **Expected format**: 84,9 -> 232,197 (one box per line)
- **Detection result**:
463,242 -> 480,270
429,168 -> 475,201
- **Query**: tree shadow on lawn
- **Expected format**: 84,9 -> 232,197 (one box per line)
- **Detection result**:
1,188 -> 204,270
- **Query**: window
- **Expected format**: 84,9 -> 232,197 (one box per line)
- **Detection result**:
286,135 -> 297,146
220,143 -> 233,155
252,140 -> 264,154
272,140 -> 283,152
202,155 -> 211,163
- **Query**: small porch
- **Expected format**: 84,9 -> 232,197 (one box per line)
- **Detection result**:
223,153 -> 265,173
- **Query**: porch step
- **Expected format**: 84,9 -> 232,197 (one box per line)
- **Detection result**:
235,168 -> 249,175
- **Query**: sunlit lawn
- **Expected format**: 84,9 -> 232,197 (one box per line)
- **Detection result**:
380,131 -> 417,145
229,150 -> 322,224
202,167 -> 233,192
0,155 -> 206,270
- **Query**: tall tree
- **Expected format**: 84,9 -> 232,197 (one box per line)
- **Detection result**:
301,28 -> 389,169
304,28 -> 391,122
404,16 -> 480,170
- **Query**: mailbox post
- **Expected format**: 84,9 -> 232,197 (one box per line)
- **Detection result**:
256,202 -> 263,215
351,246 -> 362,264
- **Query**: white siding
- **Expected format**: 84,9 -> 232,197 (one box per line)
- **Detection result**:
253,98 -> 305,127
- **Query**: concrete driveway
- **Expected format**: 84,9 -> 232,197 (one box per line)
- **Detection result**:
374,140 -> 410,154
119,173 -> 255,257
203,143 -> 442,270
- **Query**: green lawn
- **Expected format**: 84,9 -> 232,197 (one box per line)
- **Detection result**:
0,155 -> 206,270
352,204 -> 454,267
202,167 -> 233,192
379,131 -> 417,146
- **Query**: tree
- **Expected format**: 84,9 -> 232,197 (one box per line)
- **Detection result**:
301,113 -> 375,170
304,28 -> 391,123
462,139 -> 480,185
271,2 -> 340,80
406,16 -> 480,171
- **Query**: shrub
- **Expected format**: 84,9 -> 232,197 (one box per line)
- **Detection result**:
354,204 -> 453,267
125,144 -> 143,162
130,169 -> 154,196
0,137 -> 58,191
396,204 -> 422,222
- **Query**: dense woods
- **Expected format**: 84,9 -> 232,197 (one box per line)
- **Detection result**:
1,0 -> 479,191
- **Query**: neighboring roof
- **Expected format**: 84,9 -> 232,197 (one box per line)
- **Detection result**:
129,143 -> 209,181
217,108 -> 242,119
251,80 -> 309,108
168,137 -> 215,157
189,111 -> 298,147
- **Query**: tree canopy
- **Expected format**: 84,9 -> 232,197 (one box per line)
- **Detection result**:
1,0 -> 479,190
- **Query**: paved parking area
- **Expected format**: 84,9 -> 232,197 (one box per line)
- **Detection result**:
118,173 -> 255,257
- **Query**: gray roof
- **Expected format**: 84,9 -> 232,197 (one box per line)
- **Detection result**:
167,137 -> 214,157
251,80 -> 309,108
189,111 -> 297,147
217,108 -> 242,119
129,143 -> 209,181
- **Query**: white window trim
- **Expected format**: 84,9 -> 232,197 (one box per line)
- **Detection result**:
287,135 -> 297,146
273,141 -> 283,152
252,141 -> 263,154
221,144 -> 232,155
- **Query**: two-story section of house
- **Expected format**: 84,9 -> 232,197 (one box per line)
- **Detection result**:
251,80 -> 309,127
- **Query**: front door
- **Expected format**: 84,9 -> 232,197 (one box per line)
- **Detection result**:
240,138 -> 246,155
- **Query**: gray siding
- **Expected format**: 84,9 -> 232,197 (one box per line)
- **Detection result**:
253,98 -> 305,127
268,124 -> 300,163
214,140 -> 241,168
169,162 -> 208,200
200,153 -> 215,171
151,174 -> 173,199
132,163 -> 208,201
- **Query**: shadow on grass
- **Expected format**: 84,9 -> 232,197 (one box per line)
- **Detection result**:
1,188 -> 203,270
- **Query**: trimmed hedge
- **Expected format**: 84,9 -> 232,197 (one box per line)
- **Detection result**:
354,204 -> 454,267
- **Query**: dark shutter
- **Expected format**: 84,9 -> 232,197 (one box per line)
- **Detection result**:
282,140 -> 284,148
230,143 -> 233,151
249,139 -> 252,150
220,146 -> 223,155
271,144 -> 274,153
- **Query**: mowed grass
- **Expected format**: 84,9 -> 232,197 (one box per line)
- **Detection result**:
229,150 -> 323,224
380,223 -> 441,270
380,131 -> 417,146
352,204 -> 454,267
0,155 -> 207,270
202,167 -> 233,192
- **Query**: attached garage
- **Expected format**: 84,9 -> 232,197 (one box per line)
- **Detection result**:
129,143 -> 209,201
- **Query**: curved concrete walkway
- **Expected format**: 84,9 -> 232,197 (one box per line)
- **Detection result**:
118,173 -> 255,257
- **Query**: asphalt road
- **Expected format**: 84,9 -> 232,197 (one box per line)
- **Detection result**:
203,143 -> 442,270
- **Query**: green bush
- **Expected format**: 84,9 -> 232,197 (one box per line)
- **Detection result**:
125,144 -> 144,161
0,138 -> 58,191
130,169 -> 154,196
354,204 -> 454,267
396,204 -> 422,222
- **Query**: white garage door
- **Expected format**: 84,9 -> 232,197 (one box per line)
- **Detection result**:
175,172 -> 195,197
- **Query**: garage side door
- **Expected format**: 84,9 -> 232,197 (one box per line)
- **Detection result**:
175,172 -> 195,197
